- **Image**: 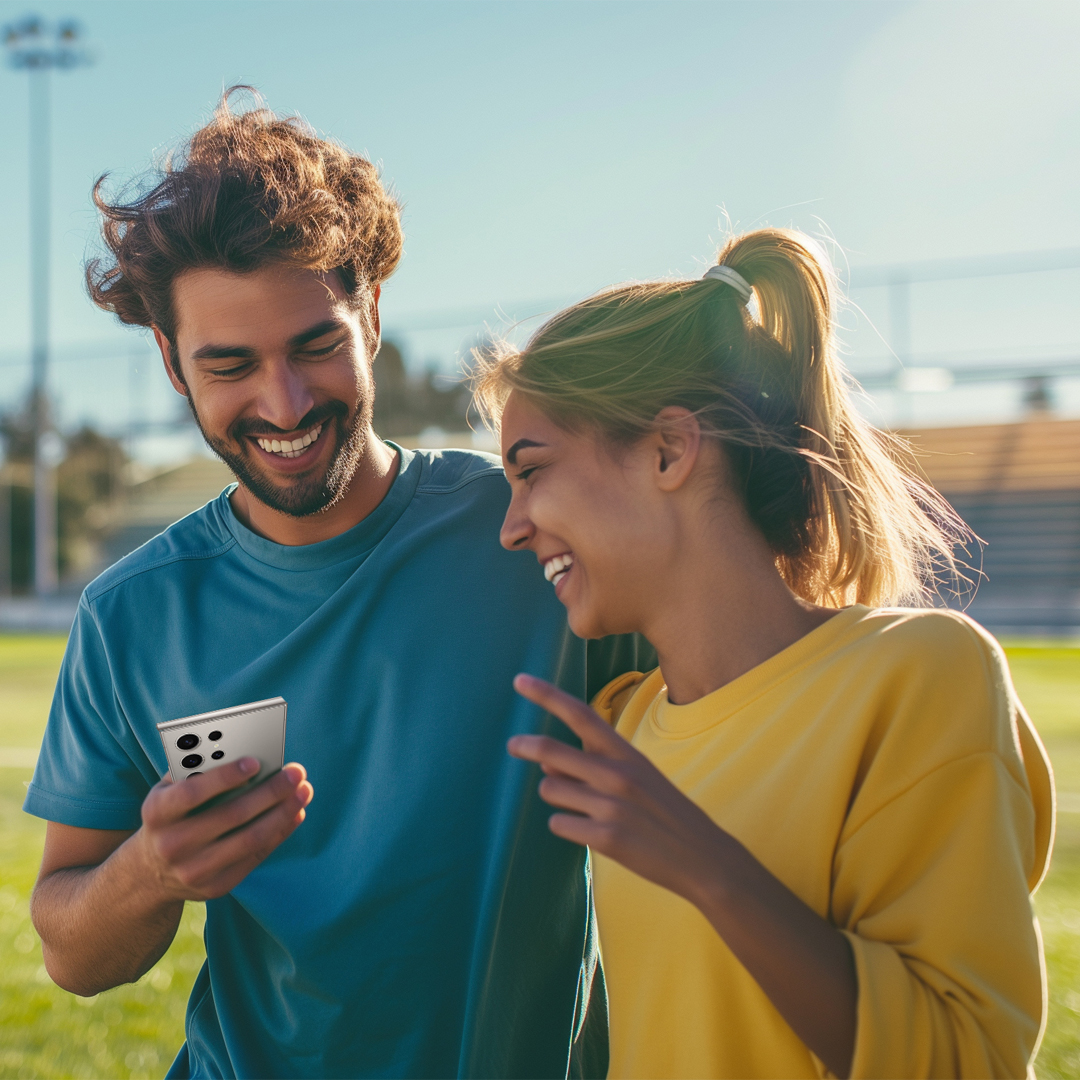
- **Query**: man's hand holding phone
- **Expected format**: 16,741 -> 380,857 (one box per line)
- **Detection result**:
33,697 -> 312,997
133,757 -> 313,902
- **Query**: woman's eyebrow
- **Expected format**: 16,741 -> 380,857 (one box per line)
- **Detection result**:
506,439 -> 546,465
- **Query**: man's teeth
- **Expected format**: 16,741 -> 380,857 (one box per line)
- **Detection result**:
256,424 -> 323,459
543,553 -> 574,584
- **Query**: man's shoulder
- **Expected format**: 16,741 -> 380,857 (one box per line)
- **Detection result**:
84,495 -> 235,606
412,446 -> 505,496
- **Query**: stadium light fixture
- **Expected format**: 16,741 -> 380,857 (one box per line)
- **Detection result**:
3,15 -> 92,596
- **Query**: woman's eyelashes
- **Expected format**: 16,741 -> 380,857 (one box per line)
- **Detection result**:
515,457 -> 553,483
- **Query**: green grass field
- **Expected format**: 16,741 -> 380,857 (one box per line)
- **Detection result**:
1,635 -> 1078,1079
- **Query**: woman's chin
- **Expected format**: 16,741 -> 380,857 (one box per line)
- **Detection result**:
566,602 -> 620,642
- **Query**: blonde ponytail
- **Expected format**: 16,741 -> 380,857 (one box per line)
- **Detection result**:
474,228 -> 968,607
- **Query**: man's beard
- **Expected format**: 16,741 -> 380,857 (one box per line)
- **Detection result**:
189,397 -> 369,518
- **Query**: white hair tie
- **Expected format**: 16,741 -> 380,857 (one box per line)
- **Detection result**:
701,264 -> 753,304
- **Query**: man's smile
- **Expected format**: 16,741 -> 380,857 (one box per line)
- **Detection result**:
251,421 -> 325,460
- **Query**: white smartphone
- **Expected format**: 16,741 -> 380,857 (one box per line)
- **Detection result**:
157,697 -> 287,810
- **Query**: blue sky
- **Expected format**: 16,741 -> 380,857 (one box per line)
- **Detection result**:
1,0 -> 1078,458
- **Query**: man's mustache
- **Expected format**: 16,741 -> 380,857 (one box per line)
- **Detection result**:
229,401 -> 349,442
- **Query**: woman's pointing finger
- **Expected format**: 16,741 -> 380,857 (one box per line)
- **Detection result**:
512,673 -> 629,755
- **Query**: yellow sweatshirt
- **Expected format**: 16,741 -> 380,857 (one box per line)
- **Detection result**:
591,606 -> 1054,1080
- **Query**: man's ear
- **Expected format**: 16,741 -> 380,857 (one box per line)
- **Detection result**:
369,284 -> 382,358
650,407 -> 702,492
153,327 -> 188,397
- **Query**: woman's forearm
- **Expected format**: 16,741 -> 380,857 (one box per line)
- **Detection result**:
683,829 -> 857,1078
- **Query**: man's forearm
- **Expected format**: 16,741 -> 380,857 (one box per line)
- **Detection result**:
32,833 -> 185,996
32,762 -> 312,996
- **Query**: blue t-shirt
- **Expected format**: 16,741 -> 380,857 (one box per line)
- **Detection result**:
25,446 -> 652,1079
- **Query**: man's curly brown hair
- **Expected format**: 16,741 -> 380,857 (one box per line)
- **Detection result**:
86,87 -> 403,368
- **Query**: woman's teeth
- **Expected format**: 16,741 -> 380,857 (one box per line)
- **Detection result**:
543,553 -> 573,586
256,424 -> 323,459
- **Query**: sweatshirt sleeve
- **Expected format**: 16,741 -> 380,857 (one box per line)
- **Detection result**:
830,618 -> 1052,1080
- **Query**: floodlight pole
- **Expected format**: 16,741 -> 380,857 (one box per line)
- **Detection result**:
28,61 -> 55,595
3,16 -> 91,596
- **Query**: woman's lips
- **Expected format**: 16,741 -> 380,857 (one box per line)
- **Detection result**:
543,552 -> 574,588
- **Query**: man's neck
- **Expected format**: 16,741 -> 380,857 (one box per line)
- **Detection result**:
228,435 -> 400,546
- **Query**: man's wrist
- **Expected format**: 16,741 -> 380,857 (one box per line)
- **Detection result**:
113,827 -> 190,909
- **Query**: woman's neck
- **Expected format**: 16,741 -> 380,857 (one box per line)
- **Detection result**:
639,520 -> 839,706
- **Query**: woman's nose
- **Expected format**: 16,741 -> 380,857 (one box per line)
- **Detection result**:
500,493 -> 535,551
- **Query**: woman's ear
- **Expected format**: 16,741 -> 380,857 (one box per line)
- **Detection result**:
650,407 -> 702,491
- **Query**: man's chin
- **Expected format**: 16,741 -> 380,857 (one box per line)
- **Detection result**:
239,473 -> 341,518
213,449 -> 345,518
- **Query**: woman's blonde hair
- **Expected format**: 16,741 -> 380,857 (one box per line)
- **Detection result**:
474,228 -> 969,608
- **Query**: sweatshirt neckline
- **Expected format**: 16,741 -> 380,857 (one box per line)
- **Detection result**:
650,604 -> 870,737
218,442 -> 419,571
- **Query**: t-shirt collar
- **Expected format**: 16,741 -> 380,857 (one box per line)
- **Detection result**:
217,441 -> 420,571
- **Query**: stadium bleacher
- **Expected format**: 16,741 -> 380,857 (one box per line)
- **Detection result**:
904,417 -> 1080,634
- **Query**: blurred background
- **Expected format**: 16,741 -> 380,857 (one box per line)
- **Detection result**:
1,5 -> 1079,1078
1,0 -> 1079,633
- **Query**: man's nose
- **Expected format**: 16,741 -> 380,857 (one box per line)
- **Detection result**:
256,360 -> 316,432
500,491 -> 535,551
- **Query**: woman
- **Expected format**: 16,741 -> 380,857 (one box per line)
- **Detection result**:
473,229 -> 1054,1079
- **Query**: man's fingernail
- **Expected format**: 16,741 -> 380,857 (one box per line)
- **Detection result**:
239,757 -> 259,774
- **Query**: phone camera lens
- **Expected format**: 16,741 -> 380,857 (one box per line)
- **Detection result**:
181,753 -> 203,769
208,731 -> 222,741
187,772 -> 202,777
211,750 -> 224,760
176,734 -> 199,751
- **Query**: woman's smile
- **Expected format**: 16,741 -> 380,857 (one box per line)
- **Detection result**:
542,552 -> 574,588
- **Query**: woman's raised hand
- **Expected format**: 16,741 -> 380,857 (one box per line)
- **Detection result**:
507,673 -> 731,905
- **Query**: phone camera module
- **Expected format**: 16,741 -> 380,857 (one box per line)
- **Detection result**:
208,731 -> 222,741
211,750 -> 225,760
181,753 -> 203,769
176,733 -> 199,751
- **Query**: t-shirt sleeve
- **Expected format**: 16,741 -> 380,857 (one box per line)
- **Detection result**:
830,619 -> 1050,1080
23,595 -> 159,830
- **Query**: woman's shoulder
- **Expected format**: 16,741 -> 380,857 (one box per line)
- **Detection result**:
844,605 -> 1005,666
840,607 -> 1053,880
834,606 -> 1021,712
836,606 -> 1017,750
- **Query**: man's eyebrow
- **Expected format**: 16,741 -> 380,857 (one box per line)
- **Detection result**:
190,343 -> 258,362
288,319 -> 350,349
506,438 -> 546,465
189,320 -> 349,362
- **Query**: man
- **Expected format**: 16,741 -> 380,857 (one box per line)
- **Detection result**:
24,93 -> 650,1079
